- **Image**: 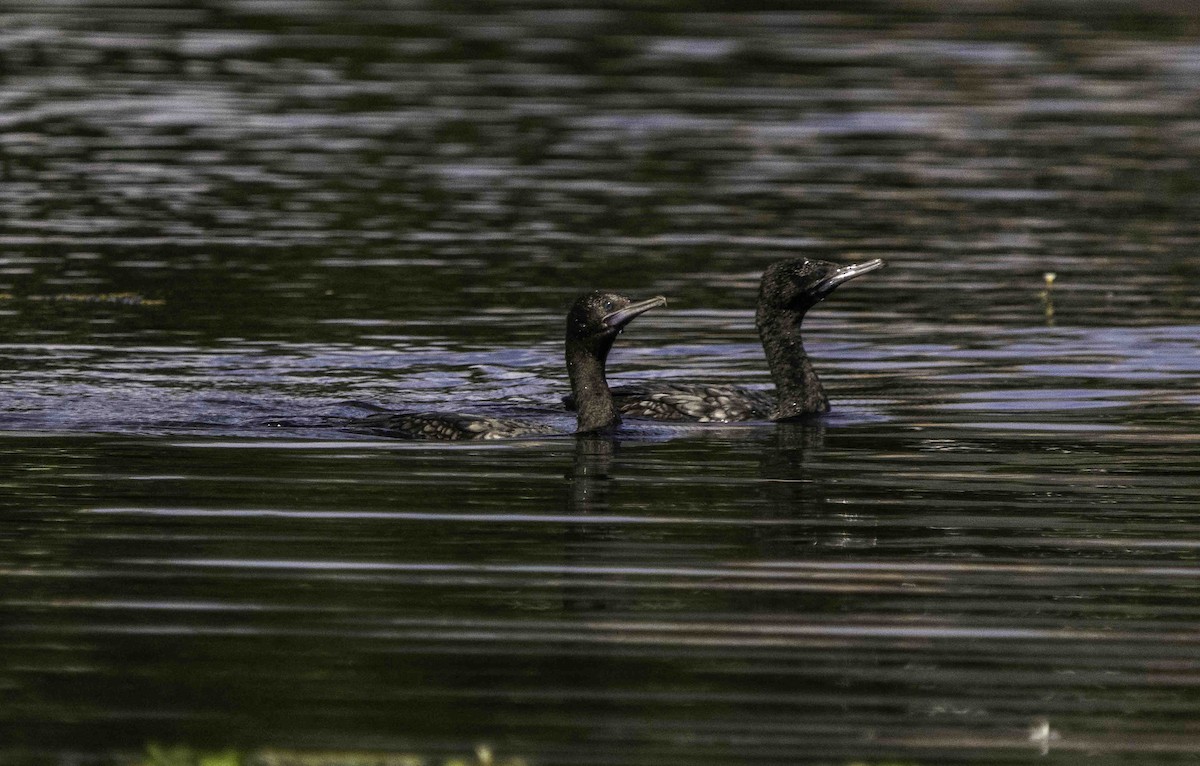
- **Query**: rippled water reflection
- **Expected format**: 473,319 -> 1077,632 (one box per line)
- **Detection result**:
3,1 -> 1200,764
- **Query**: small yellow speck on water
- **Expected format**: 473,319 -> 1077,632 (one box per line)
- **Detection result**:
1043,272 -> 1056,287
475,745 -> 493,766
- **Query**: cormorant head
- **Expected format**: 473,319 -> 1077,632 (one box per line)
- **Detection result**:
759,257 -> 885,314
566,291 -> 667,354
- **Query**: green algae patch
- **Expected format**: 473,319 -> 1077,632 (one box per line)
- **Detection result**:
139,744 -> 528,766
18,291 -> 166,306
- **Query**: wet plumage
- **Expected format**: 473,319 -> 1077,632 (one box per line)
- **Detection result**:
565,257 -> 884,422
603,383 -> 774,422
356,412 -> 559,441
353,291 -> 666,440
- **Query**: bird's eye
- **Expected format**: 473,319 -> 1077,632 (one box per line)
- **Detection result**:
602,299 -> 615,312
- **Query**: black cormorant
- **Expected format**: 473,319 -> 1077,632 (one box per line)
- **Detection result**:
354,291 -> 666,439
566,257 -> 883,422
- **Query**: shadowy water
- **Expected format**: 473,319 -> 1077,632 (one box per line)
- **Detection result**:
3,1 -> 1200,764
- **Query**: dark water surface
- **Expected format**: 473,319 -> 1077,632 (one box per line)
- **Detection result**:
3,2 -> 1200,764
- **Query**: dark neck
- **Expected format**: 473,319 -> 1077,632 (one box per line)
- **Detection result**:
755,305 -> 828,419
566,340 -> 619,433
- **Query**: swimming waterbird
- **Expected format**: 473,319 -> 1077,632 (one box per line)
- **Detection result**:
565,257 -> 883,422
355,291 -> 666,439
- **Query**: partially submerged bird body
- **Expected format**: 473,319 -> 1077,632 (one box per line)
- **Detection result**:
354,291 -> 666,440
566,257 -> 884,423
601,383 -> 774,422
357,411 -> 559,441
